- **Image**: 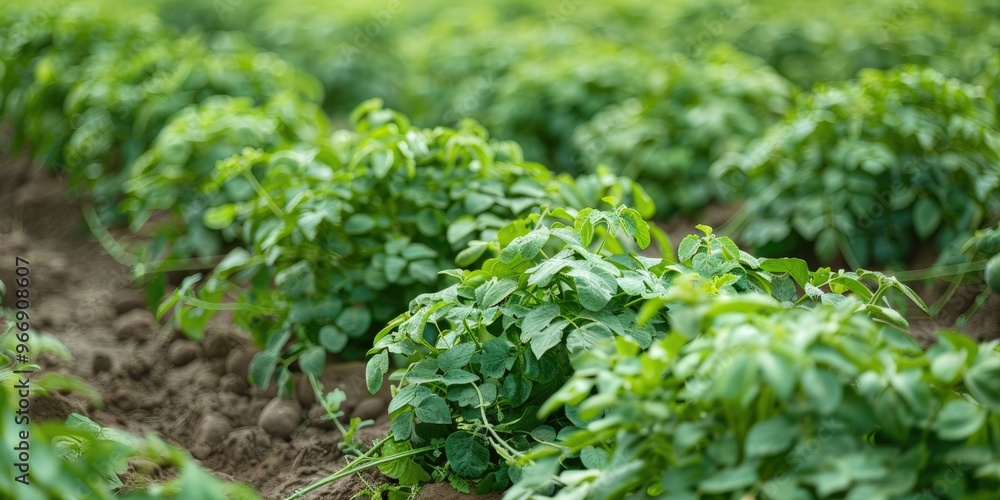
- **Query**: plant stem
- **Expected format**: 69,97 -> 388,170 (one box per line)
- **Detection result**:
284,441 -> 441,500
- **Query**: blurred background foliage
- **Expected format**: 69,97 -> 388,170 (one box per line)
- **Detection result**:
3,0 -> 999,267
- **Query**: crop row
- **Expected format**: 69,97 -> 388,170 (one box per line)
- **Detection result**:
2,0 -> 1000,498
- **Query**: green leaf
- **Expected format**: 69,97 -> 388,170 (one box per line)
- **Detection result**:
566,323 -> 614,353
203,203 -> 237,230
913,197 -> 942,239
416,208 -> 442,236
446,431 -> 490,478
500,226 -> 550,262
447,217 -> 478,245
933,399 -> 987,440
714,355 -> 758,406
385,255 -> 407,283
930,350 -> 968,384
402,243 -> 438,260
476,277 -> 519,307
214,248 -> 251,275
477,339 -> 512,379
580,446 -> 610,469
631,183 -> 656,219
527,319 -> 570,359
802,367 -> 842,415
455,242 -> 489,267
344,213 -> 377,234
439,343 -> 477,372
415,394 -> 452,424
464,192 -> 496,214
391,410 -> 414,441
745,416 -> 797,458
336,306 -> 373,338
760,258 -> 811,287
698,464 -> 758,494
865,304 -> 909,330
678,235 -> 701,262
443,369 -> 480,386
378,439 -> 431,485
965,357 -> 1000,411
366,351 -> 389,394
568,268 -> 615,311
319,325 -> 349,353
770,275 -> 798,303
248,351 -> 279,388
620,208 -> 650,249
298,346 -> 327,377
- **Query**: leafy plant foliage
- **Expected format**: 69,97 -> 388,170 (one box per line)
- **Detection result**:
514,285 -> 1000,499
573,45 -> 793,214
365,206 -> 926,492
714,66 -> 1000,266
162,100 -> 656,393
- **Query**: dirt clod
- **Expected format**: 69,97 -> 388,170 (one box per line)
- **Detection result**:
114,309 -> 158,342
307,405 -> 338,430
195,371 -> 220,390
203,335 -> 230,359
226,349 -> 256,379
92,353 -> 113,375
258,398 -> 302,439
168,340 -> 200,366
196,413 -> 233,448
353,397 -> 388,421
114,291 -> 148,317
219,373 -> 251,395
126,360 -> 151,380
295,361 -> 372,407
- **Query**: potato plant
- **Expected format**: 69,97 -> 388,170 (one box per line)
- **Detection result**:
0,1 -> 321,215
516,286 -> 1000,499
161,100 -> 659,394
358,206 -> 926,494
121,92 -> 329,262
714,66 -> 1000,267
573,45 -> 794,214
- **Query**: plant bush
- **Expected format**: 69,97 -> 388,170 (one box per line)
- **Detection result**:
413,26 -> 665,174
513,283 -> 1000,499
0,2 -> 321,212
714,65 -> 1000,267
161,100 -> 659,393
121,92 -> 329,262
573,45 -> 793,214
362,206 -> 926,493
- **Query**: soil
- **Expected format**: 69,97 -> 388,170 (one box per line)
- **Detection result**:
1,151 -> 997,499
0,152 -> 500,499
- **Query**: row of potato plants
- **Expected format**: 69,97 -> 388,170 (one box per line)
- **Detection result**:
0,0 -> 661,389
2,3 -> 1000,498
0,3 -> 329,497
144,0 -> 1000,217
273,205 -> 999,498
17,0 -> 1000,271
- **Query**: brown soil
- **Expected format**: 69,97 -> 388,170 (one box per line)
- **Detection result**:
0,152 -> 501,499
